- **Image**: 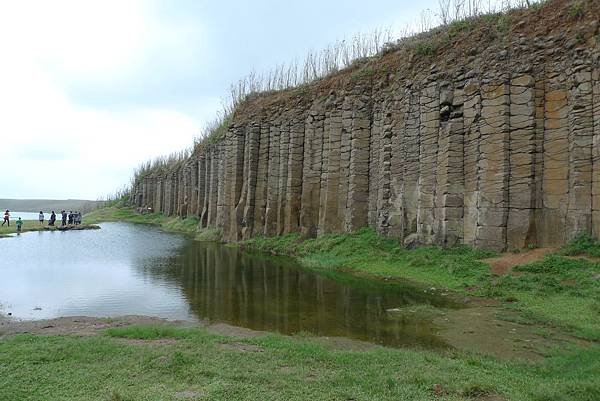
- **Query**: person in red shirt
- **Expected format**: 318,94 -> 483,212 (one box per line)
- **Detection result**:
2,210 -> 9,227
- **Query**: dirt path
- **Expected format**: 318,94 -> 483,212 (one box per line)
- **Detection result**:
485,248 -> 555,276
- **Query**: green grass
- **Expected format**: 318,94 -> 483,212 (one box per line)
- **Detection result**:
478,255 -> 600,339
244,229 -> 600,340
246,228 -> 495,290
0,219 -> 84,237
83,207 -> 221,241
559,234 -> 600,258
105,325 -> 195,340
1,326 -> 599,401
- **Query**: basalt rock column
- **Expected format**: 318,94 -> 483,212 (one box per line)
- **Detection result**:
346,86 -> 371,231
507,74 -> 537,249
593,66 -> 600,238
300,100 -> 325,237
475,80 -> 510,251
566,62 -> 594,240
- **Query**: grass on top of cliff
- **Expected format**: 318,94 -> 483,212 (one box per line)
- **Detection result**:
244,229 -> 600,340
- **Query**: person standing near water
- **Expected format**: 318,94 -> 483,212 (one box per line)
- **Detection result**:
61,210 -> 67,226
16,217 -> 23,233
39,211 -> 44,225
49,211 -> 56,226
2,210 -> 9,227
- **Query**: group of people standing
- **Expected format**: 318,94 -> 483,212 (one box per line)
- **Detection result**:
1,209 -> 84,234
43,210 -> 82,226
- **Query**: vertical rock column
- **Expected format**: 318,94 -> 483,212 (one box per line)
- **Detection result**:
368,91 -> 382,230
339,95 -> 353,230
476,81 -> 510,251
532,71 -> 546,246
252,121 -> 271,236
463,79 -> 481,246
401,85 -> 421,237
319,101 -> 343,234
196,155 -> 206,223
225,127 -> 246,241
264,119 -> 281,235
507,74 -> 536,248
154,176 -> 163,213
239,123 -> 260,240
346,88 -> 372,231
541,71 -> 569,246
178,165 -> 189,218
437,80 -> 465,246
566,62 -> 594,239
300,102 -> 325,237
163,173 -> 172,216
417,81 -> 439,242
387,82 -> 406,239
276,120 -> 290,235
189,157 -> 199,217
593,67 -> 600,237
375,88 -> 395,236
284,116 -> 306,233
205,147 -> 219,227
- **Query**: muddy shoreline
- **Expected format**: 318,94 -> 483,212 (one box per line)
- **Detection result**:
1,308 -> 590,360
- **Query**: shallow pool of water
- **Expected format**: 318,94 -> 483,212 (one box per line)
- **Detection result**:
0,222 -> 455,348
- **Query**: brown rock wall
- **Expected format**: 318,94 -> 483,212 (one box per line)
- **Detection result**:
132,3 -> 600,250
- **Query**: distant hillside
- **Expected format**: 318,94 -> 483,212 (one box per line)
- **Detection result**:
0,199 -> 104,213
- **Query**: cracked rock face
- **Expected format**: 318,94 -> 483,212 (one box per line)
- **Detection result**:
131,2 -> 600,251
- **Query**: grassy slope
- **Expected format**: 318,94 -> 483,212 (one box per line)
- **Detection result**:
83,207 -> 221,241
0,325 -> 598,401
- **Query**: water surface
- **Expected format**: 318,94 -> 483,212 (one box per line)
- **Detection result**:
0,223 -> 455,348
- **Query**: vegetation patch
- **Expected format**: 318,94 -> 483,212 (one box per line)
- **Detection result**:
83,207 -> 221,242
105,325 -> 194,340
1,326 -> 599,401
559,234 -> 600,258
350,67 -> 376,81
413,40 -> 438,57
447,19 -> 472,39
569,1 -> 585,20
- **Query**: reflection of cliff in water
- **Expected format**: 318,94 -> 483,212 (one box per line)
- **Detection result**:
136,241 -> 456,348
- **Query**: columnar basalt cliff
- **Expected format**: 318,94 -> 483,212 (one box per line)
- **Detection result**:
132,0 -> 600,251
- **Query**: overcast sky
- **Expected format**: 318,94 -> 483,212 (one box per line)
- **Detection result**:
0,0 -> 503,200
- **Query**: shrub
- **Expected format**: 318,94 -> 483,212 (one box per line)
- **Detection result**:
569,1 -> 584,20
414,41 -> 438,57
